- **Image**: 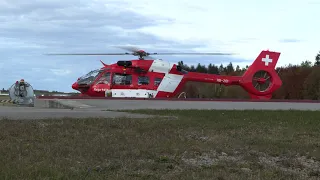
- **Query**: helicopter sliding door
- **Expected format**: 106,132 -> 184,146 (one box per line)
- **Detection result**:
111,73 -> 133,88
110,72 -> 159,98
111,72 -> 135,97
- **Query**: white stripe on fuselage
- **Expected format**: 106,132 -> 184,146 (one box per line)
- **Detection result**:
157,74 -> 184,93
148,59 -> 184,95
149,59 -> 172,73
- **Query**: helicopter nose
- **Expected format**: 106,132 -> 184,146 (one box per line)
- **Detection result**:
72,82 -> 79,90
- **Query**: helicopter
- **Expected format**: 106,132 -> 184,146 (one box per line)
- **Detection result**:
46,46 -> 282,100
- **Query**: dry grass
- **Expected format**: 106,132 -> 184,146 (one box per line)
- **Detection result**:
1,110 -> 320,179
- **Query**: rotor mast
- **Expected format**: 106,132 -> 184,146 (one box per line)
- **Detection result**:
133,50 -> 149,60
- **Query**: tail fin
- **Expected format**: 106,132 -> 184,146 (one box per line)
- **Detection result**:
243,50 -> 281,76
241,50 -> 282,100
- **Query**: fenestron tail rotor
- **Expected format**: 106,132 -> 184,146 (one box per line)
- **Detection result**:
252,70 -> 272,92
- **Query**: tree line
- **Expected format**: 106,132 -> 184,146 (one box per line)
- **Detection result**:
178,51 -> 320,100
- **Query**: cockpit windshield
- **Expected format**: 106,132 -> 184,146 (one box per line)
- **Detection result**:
77,69 -> 102,85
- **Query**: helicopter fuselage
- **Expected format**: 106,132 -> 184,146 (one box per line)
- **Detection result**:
72,59 -> 189,98
70,50 -> 282,100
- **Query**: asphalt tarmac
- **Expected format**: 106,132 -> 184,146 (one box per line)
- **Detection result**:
1,99 -> 320,120
58,99 -> 320,111
0,106 -> 152,120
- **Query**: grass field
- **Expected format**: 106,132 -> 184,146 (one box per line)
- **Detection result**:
1,110 -> 320,179
0,95 -> 9,99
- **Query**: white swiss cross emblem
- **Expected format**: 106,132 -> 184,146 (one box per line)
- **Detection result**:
262,54 -> 272,66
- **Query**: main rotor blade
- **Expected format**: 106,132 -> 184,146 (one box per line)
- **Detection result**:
45,53 -> 131,55
149,52 -> 234,55
44,52 -> 235,56
111,45 -> 234,55
112,45 -> 141,52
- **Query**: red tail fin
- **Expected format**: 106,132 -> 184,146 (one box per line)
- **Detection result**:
241,50 -> 282,100
243,50 -> 281,76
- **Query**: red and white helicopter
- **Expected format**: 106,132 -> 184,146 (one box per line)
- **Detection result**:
47,46 -> 282,100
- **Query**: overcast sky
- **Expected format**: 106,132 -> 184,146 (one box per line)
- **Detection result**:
0,0 -> 319,92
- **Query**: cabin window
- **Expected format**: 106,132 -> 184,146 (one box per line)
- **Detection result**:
138,76 -> 149,85
96,72 -> 111,84
112,73 -> 132,85
154,77 -> 162,86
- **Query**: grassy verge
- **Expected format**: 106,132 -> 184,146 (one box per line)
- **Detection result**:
0,95 -> 9,100
0,95 -> 13,106
1,110 -> 320,179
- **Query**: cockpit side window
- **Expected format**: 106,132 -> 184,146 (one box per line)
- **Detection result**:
79,69 -> 100,79
112,73 -> 132,85
78,69 -> 102,85
95,72 -> 111,84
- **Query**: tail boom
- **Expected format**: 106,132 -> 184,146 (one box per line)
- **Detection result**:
155,50 -> 282,100
177,50 -> 282,100
184,72 -> 241,85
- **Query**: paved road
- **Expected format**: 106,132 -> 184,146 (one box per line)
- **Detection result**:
1,99 -> 320,120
